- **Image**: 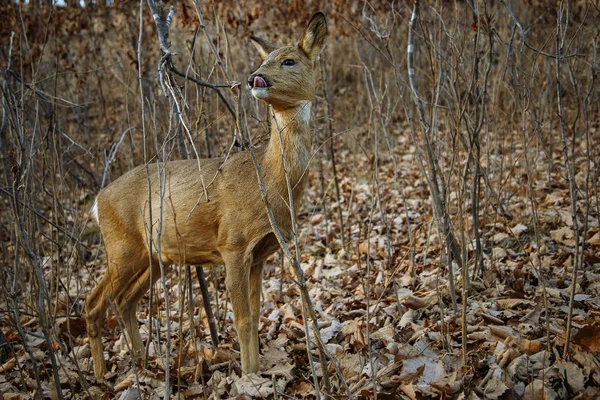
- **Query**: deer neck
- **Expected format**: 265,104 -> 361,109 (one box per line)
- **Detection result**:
262,101 -> 312,196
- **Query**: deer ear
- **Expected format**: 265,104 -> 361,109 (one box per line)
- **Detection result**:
250,36 -> 277,60
299,12 -> 327,60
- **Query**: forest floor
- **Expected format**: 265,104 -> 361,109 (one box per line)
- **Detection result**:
1,123 -> 599,399
1,2 -> 599,400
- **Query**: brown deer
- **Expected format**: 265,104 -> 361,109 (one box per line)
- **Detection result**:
85,13 -> 327,378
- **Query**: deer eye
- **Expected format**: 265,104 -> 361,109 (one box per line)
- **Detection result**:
281,59 -> 295,67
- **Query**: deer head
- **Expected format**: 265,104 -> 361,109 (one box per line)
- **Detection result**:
247,12 -> 327,111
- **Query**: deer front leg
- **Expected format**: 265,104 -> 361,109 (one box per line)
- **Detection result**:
118,304 -> 145,360
224,252 -> 257,374
249,262 -> 264,371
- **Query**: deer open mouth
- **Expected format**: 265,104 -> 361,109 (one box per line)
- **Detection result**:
249,75 -> 270,89
253,76 -> 268,88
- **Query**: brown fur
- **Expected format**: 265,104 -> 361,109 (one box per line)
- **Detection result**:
85,12 -> 327,378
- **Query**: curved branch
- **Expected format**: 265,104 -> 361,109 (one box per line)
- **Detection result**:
168,64 -> 237,120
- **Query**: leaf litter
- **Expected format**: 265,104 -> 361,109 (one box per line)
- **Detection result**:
0,4 -> 599,400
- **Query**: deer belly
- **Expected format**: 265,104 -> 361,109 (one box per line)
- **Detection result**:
156,222 -> 223,265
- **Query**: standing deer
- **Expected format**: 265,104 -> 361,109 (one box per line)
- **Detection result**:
85,12 -> 327,378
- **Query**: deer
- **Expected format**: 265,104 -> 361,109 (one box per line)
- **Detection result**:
84,12 -> 327,379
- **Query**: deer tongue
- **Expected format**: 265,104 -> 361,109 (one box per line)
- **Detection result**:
253,76 -> 268,88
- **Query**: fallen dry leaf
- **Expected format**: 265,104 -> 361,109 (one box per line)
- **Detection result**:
1,4 -> 598,400
262,362 -> 294,379
573,324 -> 600,351
0,357 -> 16,373
523,379 -> 558,400
554,359 -> 586,393
497,298 -> 534,309
232,374 -> 273,397
370,323 -> 396,343
114,373 -> 136,392
483,378 -> 508,399
489,325 -> 519,342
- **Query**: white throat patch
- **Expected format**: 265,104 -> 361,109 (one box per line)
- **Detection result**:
297,102 -> 312,125
275,102 -> 311,128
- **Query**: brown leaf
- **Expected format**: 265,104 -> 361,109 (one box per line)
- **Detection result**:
507,354 -> 529,381
0,357 -> 16,373
282,303 -> 296,325
518,338 -> 543,354
430,370 -> 463,394
398,364 -> 424,383
492,232 -> 510,243
510,223 -> 529,235
572,350 -> 597,371
371,324 -> 396,343
523,379 -> 558,400
497,298 -> 534,309
489,325 -> 519,342
1,394 -> 28,400
56,317 -> 87,338
399,309 -> 416,328
262,336 -> 291,368
555,359 -> 585,393
289,380 -> 314,396
550,226 -> 576,245
542,191 -> 564,206
114,373 -> 136,392
310,213 -> 323,225
398,383 -> 417,400
339,353 -> 362,380
400,357 -> 445,384
483,378 -> 508,399
232,374 -> 272,397
262,362 -> 294,379
573,324 -> 600,351
71,343 -> 91,360
402,295 -> 427,310
358,240 -> 376,257
587,231 -> 600,245
183,385 -> 207,398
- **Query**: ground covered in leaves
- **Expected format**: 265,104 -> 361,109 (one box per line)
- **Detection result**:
1,2 -> 600,400
1,127 -> 599,399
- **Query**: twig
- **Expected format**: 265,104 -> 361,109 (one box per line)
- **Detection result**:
1,38 -> 64,400
138,1 -> 155,390
500,0 -> 585,60
169,64 -> 236,120
146,0 -> 236,121
190,0 -> 245,143
100,126 -> 134,188
319,58 -> 346,251
556,1 -> 582,358
196,266 -> 220,346
406,0 -> 461,312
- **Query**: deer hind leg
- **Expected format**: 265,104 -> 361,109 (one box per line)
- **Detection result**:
85,272 -> 112,378
223,252 -> 256,374
249,262 -> 264,371
113,253 -> 159,363
85,237 -> 152,378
